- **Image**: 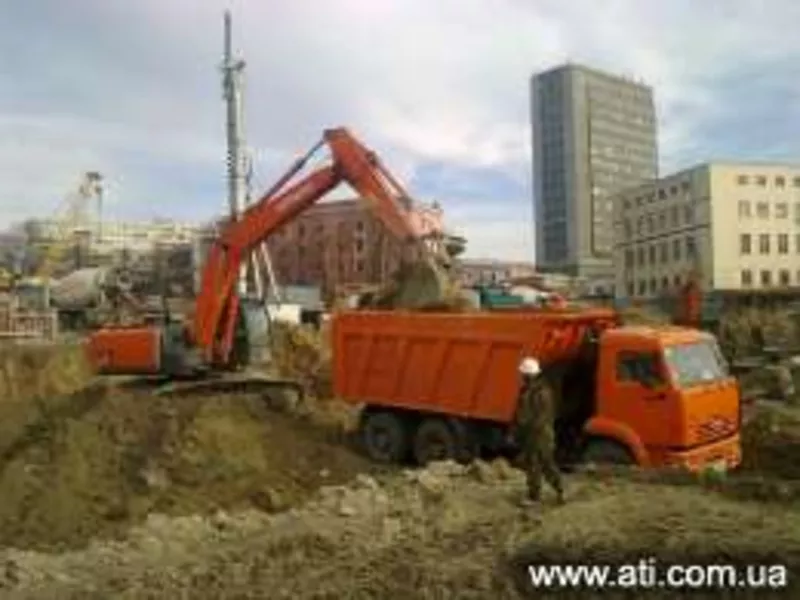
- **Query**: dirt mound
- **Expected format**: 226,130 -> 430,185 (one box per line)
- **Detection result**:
268,321 -> 332,399
741,401 -> 800,479
0,385 -> 372,552
2,460 -> 799,598
0,343 -> 94,458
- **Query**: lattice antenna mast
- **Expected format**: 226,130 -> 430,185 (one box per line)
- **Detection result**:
221,10 -> 248,295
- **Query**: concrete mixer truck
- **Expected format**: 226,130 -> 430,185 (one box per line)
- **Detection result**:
46,266 -> 136,330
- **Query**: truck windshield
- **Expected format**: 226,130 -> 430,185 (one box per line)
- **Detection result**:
663,339 -> 729,388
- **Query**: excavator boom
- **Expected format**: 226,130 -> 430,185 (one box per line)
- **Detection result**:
192,127 -> 449,366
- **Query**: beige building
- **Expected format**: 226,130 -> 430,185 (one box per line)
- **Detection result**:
614,163 -> 800,298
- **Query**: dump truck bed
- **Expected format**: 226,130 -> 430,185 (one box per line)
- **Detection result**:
332,309 -> 618,424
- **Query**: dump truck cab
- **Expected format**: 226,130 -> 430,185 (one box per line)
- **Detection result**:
583,325 -> 741,470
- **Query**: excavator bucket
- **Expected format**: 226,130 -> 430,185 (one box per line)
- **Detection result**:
361,259 -> 469,311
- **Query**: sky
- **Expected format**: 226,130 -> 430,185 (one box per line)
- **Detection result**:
0,0 -> 798,261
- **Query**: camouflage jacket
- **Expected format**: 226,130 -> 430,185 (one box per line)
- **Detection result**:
516,378 -> 556,444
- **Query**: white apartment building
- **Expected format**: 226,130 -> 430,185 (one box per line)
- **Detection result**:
613,162 -> 800,298
25,218 -> 205,253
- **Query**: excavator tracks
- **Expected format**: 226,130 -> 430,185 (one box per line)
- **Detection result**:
117,372 -> 305,409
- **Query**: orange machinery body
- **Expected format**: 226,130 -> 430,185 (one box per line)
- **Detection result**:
85,326 -> 163,375
331,309 -> 741,471
84,127 -> 444,378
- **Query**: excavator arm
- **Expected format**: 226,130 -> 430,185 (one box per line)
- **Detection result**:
193,127 -> 445,366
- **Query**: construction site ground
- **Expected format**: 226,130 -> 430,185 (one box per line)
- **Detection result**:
0,348 -> 799,597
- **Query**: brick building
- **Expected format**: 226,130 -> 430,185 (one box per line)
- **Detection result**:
266,198 -> 445,296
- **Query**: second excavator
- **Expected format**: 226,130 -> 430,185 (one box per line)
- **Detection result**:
86,127 -> 453,378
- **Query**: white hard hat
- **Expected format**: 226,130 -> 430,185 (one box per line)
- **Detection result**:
519,357 -> 541,376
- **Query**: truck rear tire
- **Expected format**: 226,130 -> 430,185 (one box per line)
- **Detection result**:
360,410 -> 409,464
582,438 -> 634,466
413,418 -> 459,466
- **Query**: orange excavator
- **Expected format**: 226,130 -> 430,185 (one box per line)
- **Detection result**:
85,128 -> 450,378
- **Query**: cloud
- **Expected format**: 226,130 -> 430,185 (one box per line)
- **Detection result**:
0,0 -> 798,263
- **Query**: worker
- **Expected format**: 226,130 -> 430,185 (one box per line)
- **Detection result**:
515,357 -> 565,504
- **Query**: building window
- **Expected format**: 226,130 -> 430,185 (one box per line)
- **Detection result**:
686,236 -> 696,258
761,270 -> 772,286
649,278 -> 657,293
741,270 -> 752,287
796,233 -> 800,254
658,189 -> 667,200
623,199 -> 631,211
756,175 -> 767,187
776,203 -> 789,219
776,176 -> 786,188
624,250 -> 634,268
355,220 -> 364,231
738,200 -> 751,218
638,280 -> 646,295
672,238 -> 681,260
660,242 -> 668,263
684,205 -> 695,224
756,202 -> 769,218
681,181 -> 690,192
670,206 -> 679,226
661,276 -> 669,289
627,282 -> 634,296
355,239 -> 364,252
648,245 -> 656,265
737,174 -> 749,185
298,225 -> 305,237
647,215 -> 654,233
740,234 -> 751,255
779,269 -> 791,286
674,275 -> 682,287
759,234 -> 770,254
637,217 -> 645,234
637,247 -> 645,266
624,219 -> 632,237
794,203 -> 800,224
658,213 -> 666,230
670,185 -> 678,196
794,176 -> 800,188
778,234 -> 789,254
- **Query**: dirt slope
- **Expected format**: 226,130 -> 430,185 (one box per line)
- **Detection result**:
0,386 -> 371,551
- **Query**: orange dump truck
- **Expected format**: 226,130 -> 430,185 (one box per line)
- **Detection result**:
331,309 -> 742,471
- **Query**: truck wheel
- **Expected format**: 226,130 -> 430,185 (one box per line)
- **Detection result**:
413,418 -> 458,466
582,438 -> 634,466
360,410 -> 409,464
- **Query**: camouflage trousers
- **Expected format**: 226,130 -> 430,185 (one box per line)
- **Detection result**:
519,439 -> 563,501
767,363 -> 796,402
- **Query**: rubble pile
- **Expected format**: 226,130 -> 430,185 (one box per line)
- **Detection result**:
2,458 -> 799,598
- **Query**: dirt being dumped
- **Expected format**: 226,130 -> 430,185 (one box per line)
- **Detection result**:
0,383 -> 372,552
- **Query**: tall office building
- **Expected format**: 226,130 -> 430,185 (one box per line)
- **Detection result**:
531,63 -> 658,284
